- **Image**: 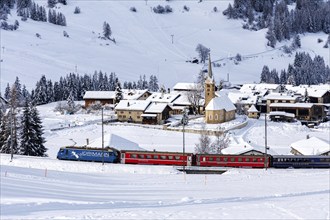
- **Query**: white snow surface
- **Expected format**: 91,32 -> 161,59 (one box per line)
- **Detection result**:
1,154 -> 330,220
1,103 -> 330,219
1,1 -> 329,92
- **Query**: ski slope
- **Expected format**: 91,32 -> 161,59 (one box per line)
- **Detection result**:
1,0 -> 329,92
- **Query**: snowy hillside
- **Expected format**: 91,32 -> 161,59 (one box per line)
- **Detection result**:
1,0 -> 329,92
1,154 -> 330,220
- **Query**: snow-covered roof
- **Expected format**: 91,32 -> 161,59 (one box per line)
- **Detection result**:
88,134 -> 143,151
265,93 -> 299,101
83,89 -> 149,100
146,92 -> 180,103
240,83 -> 280,93
173,83 -> 198,91
171,92 -> 193,106
83,91 -> 115,99
221,145 -> 254,155
286,84 -> 330,98
270,103 -> 314,108
144,102 -> 169,113
290,137 -> 330,155
225,91 -> 258,105
247,105 -> 259,113
141,113 -> 157,117
115,100 -> 151,111
205,94 -> 236,112
269,111 -> 295,118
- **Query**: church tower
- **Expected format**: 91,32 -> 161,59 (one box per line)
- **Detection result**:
204,53 -> 215,108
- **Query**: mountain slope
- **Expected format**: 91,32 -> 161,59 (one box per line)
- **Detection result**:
1,0 -> 329,91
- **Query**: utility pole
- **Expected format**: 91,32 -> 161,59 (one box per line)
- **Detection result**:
181,108 -> 188,171
102,107 -> 104,165
10,106 -> 13,162
264,113 -> 268,170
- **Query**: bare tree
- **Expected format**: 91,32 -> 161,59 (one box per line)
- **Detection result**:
195,44 -> 210,63
195,125 -> 211,154
210,126 -> 230,154
186,84 -> 203,115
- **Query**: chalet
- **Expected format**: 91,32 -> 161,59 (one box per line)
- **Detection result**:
286,84 -> 330,104
308,89 -> 330,104
142,102 -> 172,125
221,145 -> 267,156
83,91 -> 115,107
264,93 -> 300,113
269,103 -> 325,122
115,100 -> 151,123
83,89 -> 151,108
290,137 -> 330,156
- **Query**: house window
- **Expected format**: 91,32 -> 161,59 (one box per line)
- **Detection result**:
120,111 -> 124,114
137,116 -> 140,119
209,114 -> 212,120
129,111 -> 131,114
215,114 -> 218,120
123,115 -> 126,118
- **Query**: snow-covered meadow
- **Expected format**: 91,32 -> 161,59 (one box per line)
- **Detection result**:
1,102 -> 330,219
1,1 -> 329,92
1,154 -> 329,220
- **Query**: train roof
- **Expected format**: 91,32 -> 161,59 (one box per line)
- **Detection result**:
60,146 -> 119,152
272,155 -> 330,158
120,150 -> 193,155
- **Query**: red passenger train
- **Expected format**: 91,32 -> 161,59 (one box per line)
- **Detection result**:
120,150 -> 270,168
121,150 -> 193,166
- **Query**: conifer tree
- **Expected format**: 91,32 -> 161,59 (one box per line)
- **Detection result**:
103,21 -> 112,39
29,105 -> 47,156
115,79 -> 123,104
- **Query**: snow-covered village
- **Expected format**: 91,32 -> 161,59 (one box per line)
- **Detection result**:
1,0 -> 330,219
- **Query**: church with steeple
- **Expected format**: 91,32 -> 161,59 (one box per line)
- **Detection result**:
204,53 -> 236,124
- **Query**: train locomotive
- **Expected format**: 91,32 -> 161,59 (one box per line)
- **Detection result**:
57,147 -> 330,169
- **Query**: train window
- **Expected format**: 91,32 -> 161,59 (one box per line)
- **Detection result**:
245,158 -> 250,162
223,158 -> 228,162
209,157 -> 214,161
138,154 -> 144,159
153,155 -> 158,159
175,156 -> 181,160
216,158 -> 220,162
146,155 -> 152,159
252,158 -> 257,162
131,154 -> 137,158
65,150 -> 68,155
160,155 -> 167,160
168,156 -> 173,160
230,158 -> 235,162
238,158 -> 242,162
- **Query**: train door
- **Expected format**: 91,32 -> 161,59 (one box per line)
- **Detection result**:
187,155 -> 192,166
121,152 -> 125,164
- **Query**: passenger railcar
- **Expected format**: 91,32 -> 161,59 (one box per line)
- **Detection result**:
196,154 -> 270,168
57,146 -> 120,163
121,150 -> 193,166
271,155 -> 330,168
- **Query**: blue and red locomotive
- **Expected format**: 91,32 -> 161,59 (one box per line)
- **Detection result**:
57,147 -> 330,169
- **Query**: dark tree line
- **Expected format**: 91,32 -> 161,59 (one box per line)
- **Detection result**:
4,71 -> 161,107
1,0 -> 67,31
223,0 -> 330,47
0,86 -> 46,157
260,52 -> 330,85
122,74 -> 159,92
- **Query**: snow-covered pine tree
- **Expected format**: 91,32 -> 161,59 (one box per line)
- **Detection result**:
115,79 -> 123,104
0,113 -> 11,153
66,91 -> 76,114
30,105 -> 47,156
260,65 -> 270,83
103,21 -> 112,39
4,83 -> 11,100
19,102 -> 34,155
47,0 -> 56,8
34,75 -> 48,105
